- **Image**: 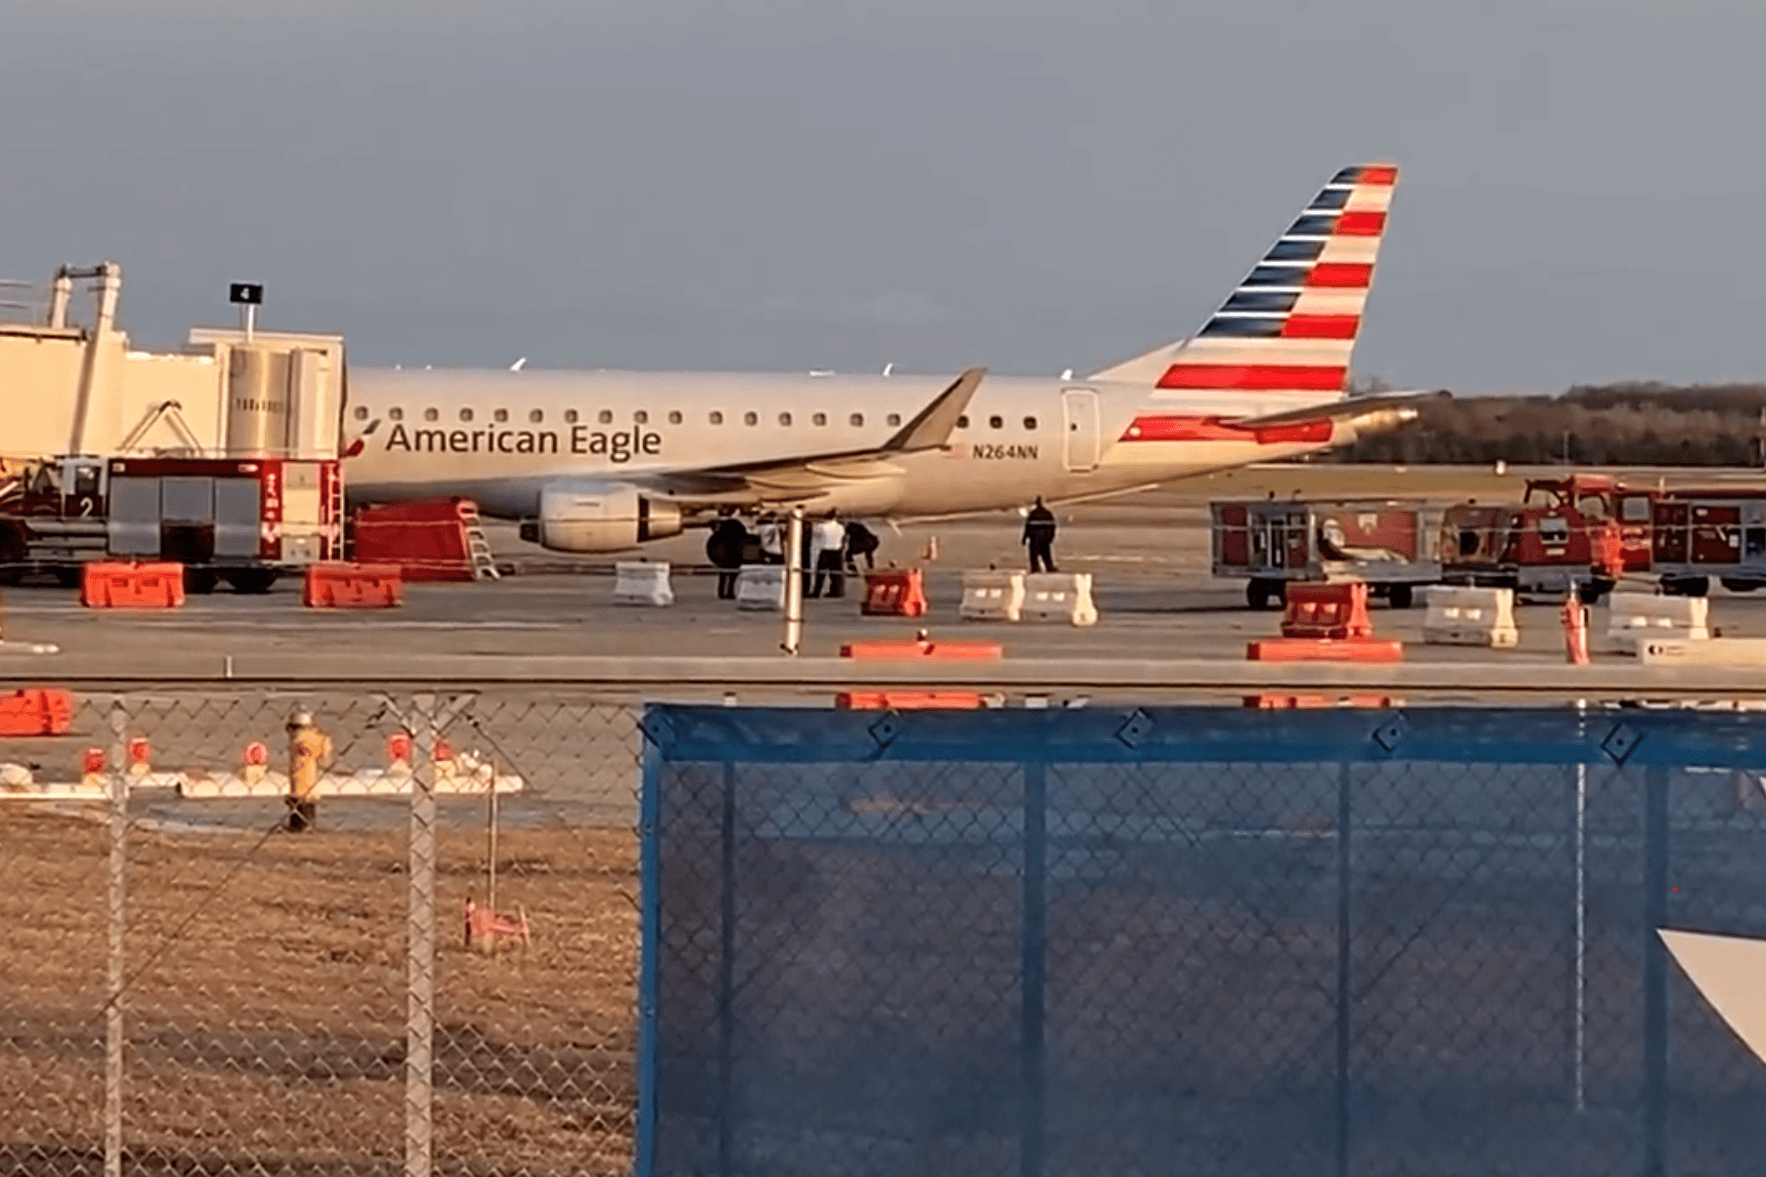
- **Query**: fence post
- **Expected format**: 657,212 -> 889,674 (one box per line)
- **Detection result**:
1020,759 -> 1048,1177
717,762 -> 737,1177
405,693 -> 440,1177
1335,760 -> 1353,1177
104,697 -> 128,1177
1573,699 -> 1589,1114
635,717 -> 663,1177
1642,764 -> 1669,1177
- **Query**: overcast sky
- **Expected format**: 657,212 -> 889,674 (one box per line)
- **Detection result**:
3,0 -> 1763,393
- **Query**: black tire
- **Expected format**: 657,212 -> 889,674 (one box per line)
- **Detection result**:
225,568 -> 280,594
0,526 -> 27,585
1720,577 -> 1761,593
1246,579 -> 1280,610
184,566 -> 220,595
1577,580 -> 1610,606
1387,584 -> 1415,610
53,566 -> 83,589
1663,576 -> 1710,598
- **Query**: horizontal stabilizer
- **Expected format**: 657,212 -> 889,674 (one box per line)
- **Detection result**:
1236,388 -> 1448,429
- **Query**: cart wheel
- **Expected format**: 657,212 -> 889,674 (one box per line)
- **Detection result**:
1577,580 -> 1610,606
1246,579 -> 1280,611
225,568 -> 280,594
184,567 -> 220,595
1387,584 -> 1414,610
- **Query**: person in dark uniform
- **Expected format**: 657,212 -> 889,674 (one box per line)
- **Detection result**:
706,516 -> 748,600
1023,496 -> 1058,573
843,519 -> 881,574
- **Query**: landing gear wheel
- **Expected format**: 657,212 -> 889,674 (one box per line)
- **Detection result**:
1387,584 -> 1415,610
225,568 -> 279,594
1246,579 -> 1284,611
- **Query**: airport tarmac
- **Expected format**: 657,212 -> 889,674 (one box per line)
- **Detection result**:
4,468 -> 1766,665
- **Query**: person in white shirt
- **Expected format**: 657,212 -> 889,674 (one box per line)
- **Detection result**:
809,511 -> 848,598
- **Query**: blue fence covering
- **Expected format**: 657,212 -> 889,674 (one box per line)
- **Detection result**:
638,706 -> 1766,1177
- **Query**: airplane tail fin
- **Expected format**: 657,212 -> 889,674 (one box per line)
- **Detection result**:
1089,162 -> 1398,397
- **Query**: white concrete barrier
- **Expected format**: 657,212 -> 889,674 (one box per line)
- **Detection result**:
613,561 -> 674,606
1021,573 -> 1099,627
1421,586 -> 1519,648
178,763 -> 525,799
1636,636 -> 1766,668
960,570 -> 1025,622
1606,593 -> 1709,655
736,565 -> 786,611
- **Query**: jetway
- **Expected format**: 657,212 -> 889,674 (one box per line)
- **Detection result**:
0,263 -> 345,460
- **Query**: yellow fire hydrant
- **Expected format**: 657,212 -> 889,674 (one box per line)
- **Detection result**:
285,709 -> 334,833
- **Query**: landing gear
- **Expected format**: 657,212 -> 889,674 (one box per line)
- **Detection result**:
224,568 -> 279,594
1246,578 -> 1285,611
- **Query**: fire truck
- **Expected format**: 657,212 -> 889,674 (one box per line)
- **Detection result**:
0,453 -> 341,591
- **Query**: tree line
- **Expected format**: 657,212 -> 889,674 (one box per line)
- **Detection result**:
1335,381 -> 1766,466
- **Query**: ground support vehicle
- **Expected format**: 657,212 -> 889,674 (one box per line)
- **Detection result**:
1212,499 -> 1445,610
0,454 -> 341,591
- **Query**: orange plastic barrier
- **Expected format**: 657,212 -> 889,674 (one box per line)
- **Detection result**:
837,691 -> 987,711
302,562 -> 404,609
861,569 -> 930,617
81,562 -> 186,610
1281,581 -> 1374,640
1244,694 -> 1401,709
1247,638 -> 1404,664
840,637 -> 1002,662
0,688 -> 73,736
837,633 -> 999,709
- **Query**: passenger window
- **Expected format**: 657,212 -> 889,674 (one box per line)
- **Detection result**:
1024,416 -> 1038,430
887,413 -> 901,427
989,415 -> 1003,429
352,405 -> 369,421
668,410 -> 682,425
634,410 -> 648,424
459,408 -> 474,422
779,412 -> 793,426
529,409 -> 544,424
389,408 -> 404,421
563,409 -> 577,424
813,412 -> 827,426
745,411 -> 759,426
956,415 -> 969,429
599,410 -> 613,424
424,408 -> 439,422
710,411 -> 724,425
850,413 -> 864,427
494,409 -> 509,423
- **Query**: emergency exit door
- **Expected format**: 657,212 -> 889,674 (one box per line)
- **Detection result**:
1062,387 -> 1101,472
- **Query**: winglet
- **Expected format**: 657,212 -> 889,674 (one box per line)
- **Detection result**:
882,366 -> 986,453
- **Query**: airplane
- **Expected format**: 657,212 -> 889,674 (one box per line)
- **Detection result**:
340,162 -> 1436,553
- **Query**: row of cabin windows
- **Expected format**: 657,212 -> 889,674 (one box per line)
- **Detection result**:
353,405 -> 1039,431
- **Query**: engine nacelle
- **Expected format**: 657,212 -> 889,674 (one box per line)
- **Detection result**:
521,484 -> 684,552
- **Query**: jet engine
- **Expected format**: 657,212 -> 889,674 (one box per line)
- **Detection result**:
521,484 -> 684,552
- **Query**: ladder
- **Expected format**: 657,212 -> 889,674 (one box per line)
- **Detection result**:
458,501 -> 501,581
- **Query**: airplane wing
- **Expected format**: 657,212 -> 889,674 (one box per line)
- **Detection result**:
641,366 -> 986,500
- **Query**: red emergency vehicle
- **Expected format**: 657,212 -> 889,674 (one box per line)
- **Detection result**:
0,454 -> 341,591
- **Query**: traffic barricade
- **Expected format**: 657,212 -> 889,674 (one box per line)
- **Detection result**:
613,561 -> 674,606
861,569 -> 928,617
1246,639 -> 1404,664
303,562 -> 404,609
959,570 -> 1026,622
736,566 -> 786,611
1021,573 -> 1099,627
1605,592 -> 1709,654
81,562 -> 186,609
1421,586 -> 1519,649
0,688 -> 74,737
836,633 -> 1000,709
1281,581 -> 1374,640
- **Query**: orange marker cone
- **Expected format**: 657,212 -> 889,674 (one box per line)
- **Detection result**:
1562,594 -> 1590,666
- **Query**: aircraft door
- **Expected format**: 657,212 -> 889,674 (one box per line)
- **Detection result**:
1062,387 -> 1101,472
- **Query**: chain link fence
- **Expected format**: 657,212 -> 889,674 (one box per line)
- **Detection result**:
8,688 -> 1766,1175
644,705 -> 1766,1177
2,688 -> 643,1176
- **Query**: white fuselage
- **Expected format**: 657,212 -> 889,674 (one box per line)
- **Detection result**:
342,367 -> 1345,522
